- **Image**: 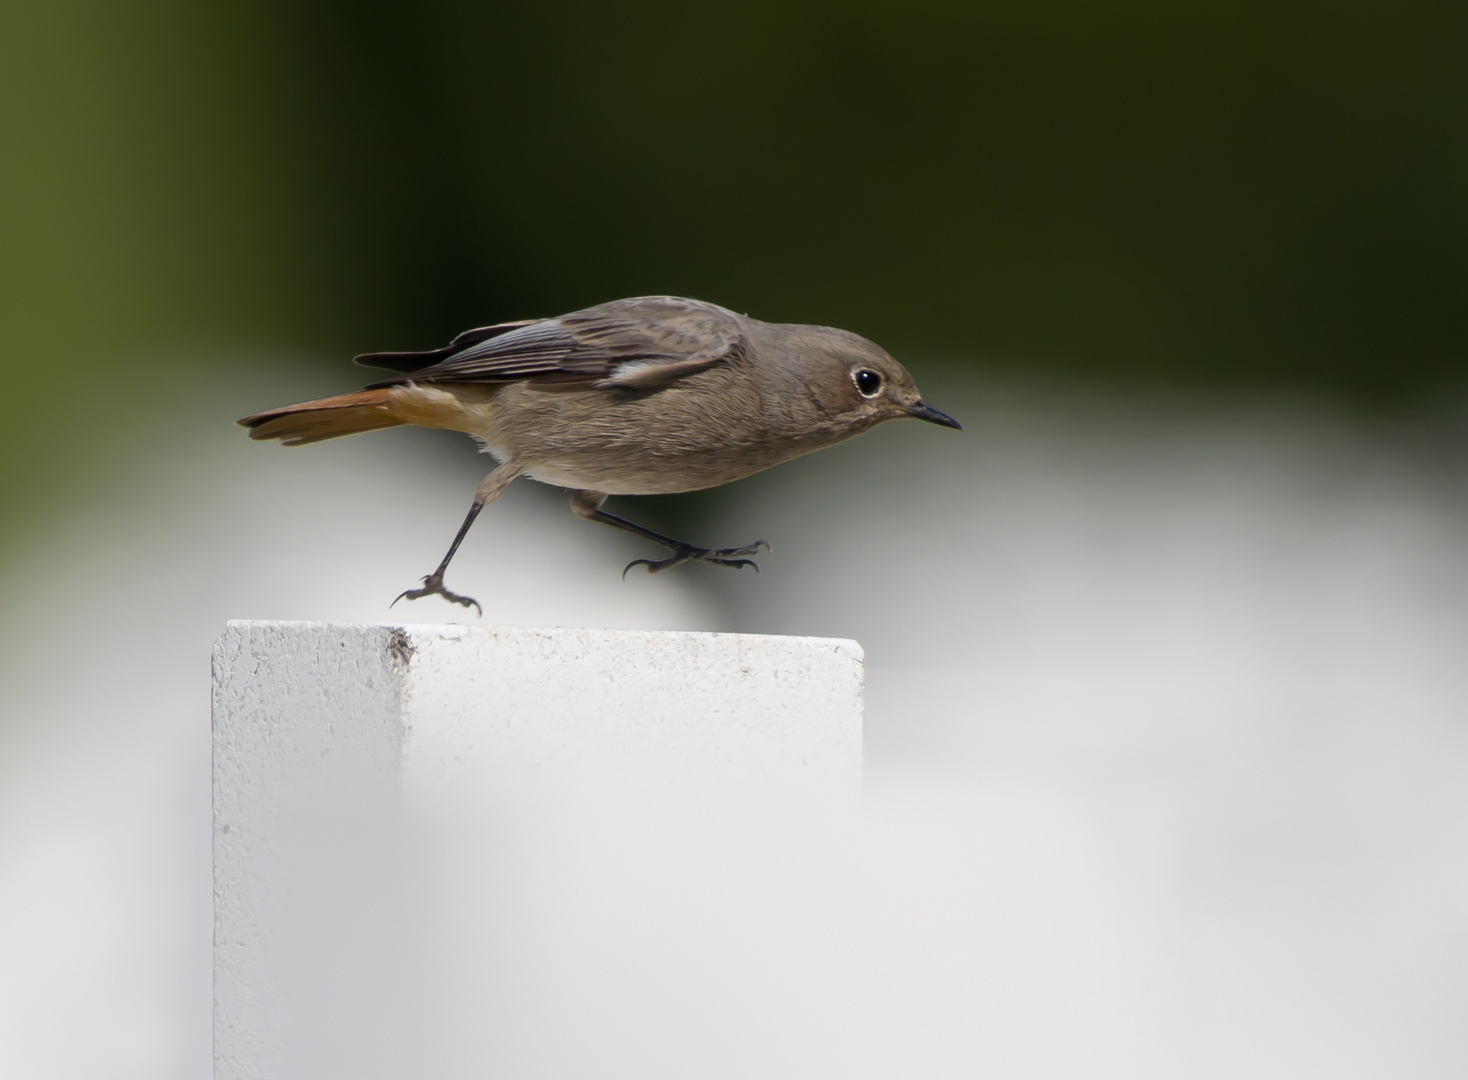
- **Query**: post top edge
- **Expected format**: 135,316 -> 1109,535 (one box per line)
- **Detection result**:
219,619 -> 862,659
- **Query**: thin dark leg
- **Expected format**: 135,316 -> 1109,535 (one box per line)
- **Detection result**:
393,500 -> 487,613
568,490 -> 769,579
393,463 -> 521,614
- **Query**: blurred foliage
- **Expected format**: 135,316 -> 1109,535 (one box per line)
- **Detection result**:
3,0 -> 1466,537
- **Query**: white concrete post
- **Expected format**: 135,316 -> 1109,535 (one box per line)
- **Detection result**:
212,621 -> 863,1080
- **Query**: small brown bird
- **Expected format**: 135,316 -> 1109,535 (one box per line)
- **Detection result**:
239,296 -> 959,612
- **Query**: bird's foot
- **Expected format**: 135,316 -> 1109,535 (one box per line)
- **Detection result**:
623,540 -> 770,579
392,574 -> 482,616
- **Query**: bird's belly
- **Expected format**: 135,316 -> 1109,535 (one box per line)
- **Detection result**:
519,448 -> 774,495
482,382 -> 795,495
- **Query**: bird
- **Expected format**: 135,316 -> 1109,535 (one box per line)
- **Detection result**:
238,295 -> 960,613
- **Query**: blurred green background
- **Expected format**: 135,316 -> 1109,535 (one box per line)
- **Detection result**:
4,0 -> 1466,544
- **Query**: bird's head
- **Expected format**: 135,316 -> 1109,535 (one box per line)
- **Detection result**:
782,324 -> 962,435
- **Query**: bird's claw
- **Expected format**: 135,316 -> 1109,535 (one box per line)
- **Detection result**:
391,574 -> 482,616
621,540 -> 770,579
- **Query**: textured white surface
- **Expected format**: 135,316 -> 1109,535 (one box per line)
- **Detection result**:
211,620 -> 863,1080
399,623 -> 864,802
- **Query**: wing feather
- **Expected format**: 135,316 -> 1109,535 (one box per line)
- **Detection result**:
353,319 -> 539,373
360,297 -> 746,391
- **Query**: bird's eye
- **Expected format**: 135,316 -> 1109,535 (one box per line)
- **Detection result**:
853,369 -> 883,397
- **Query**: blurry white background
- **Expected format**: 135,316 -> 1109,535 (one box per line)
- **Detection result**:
1,367 -> 1465,1078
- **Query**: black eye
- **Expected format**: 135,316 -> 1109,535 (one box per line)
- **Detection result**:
853,369 -> 883,397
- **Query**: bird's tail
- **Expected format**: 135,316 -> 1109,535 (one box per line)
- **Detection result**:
237,389 -> 405,446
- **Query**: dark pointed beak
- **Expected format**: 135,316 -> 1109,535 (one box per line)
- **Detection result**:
906,402 -> 962,430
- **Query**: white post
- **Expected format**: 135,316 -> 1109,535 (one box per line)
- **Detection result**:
212,621 -> 863,1080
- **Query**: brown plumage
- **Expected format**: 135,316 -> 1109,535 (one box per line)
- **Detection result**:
239,296 -> 959,611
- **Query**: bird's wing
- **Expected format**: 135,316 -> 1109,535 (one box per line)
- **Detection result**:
358,298 -> 746,391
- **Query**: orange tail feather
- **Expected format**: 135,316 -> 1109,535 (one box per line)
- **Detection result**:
237,389 -> 404,446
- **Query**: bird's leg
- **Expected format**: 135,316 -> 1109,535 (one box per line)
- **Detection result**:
569,490 -> 770,579
394,462 -> 522,614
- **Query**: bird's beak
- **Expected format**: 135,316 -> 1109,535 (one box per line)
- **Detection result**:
906,402 -> 962,429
